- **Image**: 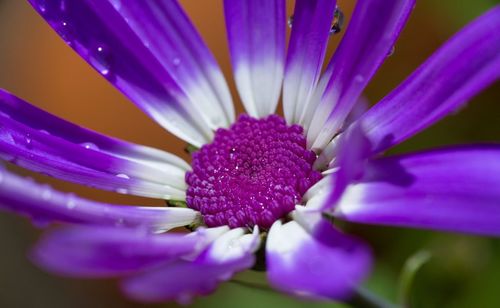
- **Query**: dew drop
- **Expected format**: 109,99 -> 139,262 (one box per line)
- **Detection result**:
172,57 -> 181,66
66,194 -> 76,210
36,0 -> 47,13
288,6 -> 344,35
116,173 -> 130,180
24,134 -> 33,149
54,20 -> 74,45
80,142 -> 99,150
115,218 -> 125,227
330,6 -> 344,35
354,74 -> 365,83
387,45 -> 395,57
287,15 -> 294,29
41,186 -> 52,201
89,45 -> 113,78
116,188 -> 128,194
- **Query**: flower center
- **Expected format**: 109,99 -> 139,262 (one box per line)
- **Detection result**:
185,115 -> 322,229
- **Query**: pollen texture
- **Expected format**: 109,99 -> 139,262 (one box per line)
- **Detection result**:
186,115 -> 321,229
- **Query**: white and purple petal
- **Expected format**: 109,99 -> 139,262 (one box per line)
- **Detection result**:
305,123 -> 372,213
32,226 -> 212,277
283,0 -> 337,124
29,0 -> 234,146
335,145 -> 500,236
266,220 -> 372,300
0,90 -> 187,199
121,227 -> 260,303
0,167 -> 198,231
360,5 -> 500,152
224,0 -> 286,117
306,0 -> 415,150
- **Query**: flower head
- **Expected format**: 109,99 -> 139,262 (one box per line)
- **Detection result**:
1,0 -> 499,304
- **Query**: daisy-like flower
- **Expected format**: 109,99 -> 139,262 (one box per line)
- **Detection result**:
1,0 -> 499,304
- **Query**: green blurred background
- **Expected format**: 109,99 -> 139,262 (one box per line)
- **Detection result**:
0,0 -> 499,307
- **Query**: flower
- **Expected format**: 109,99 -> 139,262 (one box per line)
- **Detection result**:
0,0 -> 499,304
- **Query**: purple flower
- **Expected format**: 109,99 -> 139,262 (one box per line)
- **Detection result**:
0,0 -> 499,304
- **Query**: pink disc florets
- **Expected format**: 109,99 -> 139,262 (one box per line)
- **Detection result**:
186,115 -> 321,229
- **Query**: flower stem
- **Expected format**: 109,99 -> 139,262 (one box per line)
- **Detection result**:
346,287 -> 398,308
230,279 -> 397,308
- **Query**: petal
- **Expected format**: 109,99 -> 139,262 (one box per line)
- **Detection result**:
32,226 -> 214,278
224,0 -> 286,117
197,226 -> 260,265
305,0 -> 416,150
266,220 -> 372,300
100,1 -> 235,128
360,5 -> 500,153
335,145 -> 500,236
283,0 -> 337,124
305,123 -> 372,212
29,0 -> 235,146
0,167 -> 198,231
0,90 -> 187,199
121,227 -> 260,303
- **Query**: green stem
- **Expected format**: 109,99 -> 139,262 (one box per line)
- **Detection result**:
346,287 -> 398,308
231,279 -> 397,308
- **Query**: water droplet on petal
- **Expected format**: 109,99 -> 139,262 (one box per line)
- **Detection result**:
116,173 -> 130,180
80,142 -> 99,150
65,193 -> 77,209
354,74 -> 364,83
41,186 -> 52,201
36,0 -> 47,13
387,45 -> 395,57
172,57 -> 181,66
330,6 -> 344,35
89,45 -> 113,78
24,134 -> 33,149
115,217 -> 125,227
116,188 -> 128,194
287,15 -> 294,28
54,20 -> 74,45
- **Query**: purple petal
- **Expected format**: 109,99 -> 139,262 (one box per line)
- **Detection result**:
306,0 -> 415,150
121,227 -> 260,303
0,90 -> 187,199
266,220 -> 372,300
335,145 -> 500,236
32,226 -> 214,278
29,0 -> 234,146
224,0 -> 286,117
283,0 -> 337,124
360,6 -> 500,153
305,123 -> 372,213
0,167 -> 198,230
325,124 -> 373,208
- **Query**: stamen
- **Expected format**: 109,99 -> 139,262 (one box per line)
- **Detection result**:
186,115 -> 321,229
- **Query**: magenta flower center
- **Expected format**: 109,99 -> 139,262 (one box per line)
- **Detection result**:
186,115 -> 322,229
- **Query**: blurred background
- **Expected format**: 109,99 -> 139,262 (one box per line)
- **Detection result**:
0,0 -> 499,307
